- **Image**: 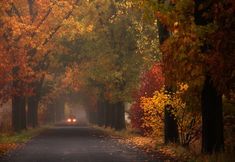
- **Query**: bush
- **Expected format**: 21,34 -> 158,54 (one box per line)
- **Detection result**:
141,83 -> 201,146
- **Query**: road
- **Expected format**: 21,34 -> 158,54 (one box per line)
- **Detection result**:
0,126 -> 165,162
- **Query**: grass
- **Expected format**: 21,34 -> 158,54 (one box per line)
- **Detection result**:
0,126 -> 49,144
0,126 -> 50,156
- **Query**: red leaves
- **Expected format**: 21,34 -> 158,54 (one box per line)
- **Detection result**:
130,63 -> 164,133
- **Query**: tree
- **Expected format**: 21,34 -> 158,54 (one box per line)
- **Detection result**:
0,0 -> 82,131
194,0 -> 234,153
139,0 -> 234,153
58,0 -> 150,130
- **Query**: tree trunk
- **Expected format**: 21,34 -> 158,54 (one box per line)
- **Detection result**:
105,101 -> 112,127
27,78 -> 44,127
97,99 -> 105,126
113,102 -> 126,131
27,96 -> 39,128
201,76 -> 224,153
12,66 -> 27,132
194,0 -> 224,154
110,104 -> 116,129
157,12 -> 179,143
164,105 -> 179,144
12,95 -> 26,132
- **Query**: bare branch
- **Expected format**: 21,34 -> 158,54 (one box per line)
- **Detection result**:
28,0 -> 37,23
11,3 -> 23,23
35,1 -> 57,29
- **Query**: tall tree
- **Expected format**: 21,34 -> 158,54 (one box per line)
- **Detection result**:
58,0 -> 147,130
194,0 -> 232,153
0,0 -> 82,131
140,0 -> 234,153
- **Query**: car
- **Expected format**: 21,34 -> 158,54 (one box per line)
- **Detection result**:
66,116 -> 77,125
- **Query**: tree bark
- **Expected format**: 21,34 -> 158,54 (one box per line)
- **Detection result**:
164,105 -> 179,144
12,95 -> 26,132
105,101 -> 112,127
97,98 -> 105,126
110,104 -> 116,129
113,102 -> 126,131
194,0 -> 224,153
27,81 -> 43,128
157,15 -> 179,143
201,76 -> 224,153
27,95 -> 39,128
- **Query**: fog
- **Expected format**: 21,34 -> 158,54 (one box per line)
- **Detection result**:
65,103 -> 89,125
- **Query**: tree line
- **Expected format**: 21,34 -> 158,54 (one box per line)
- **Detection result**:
0,0 -> 234,155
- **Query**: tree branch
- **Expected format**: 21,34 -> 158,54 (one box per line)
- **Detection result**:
41,0 -> 79,46
28,0 -> 37,23
11,3 -> 24,23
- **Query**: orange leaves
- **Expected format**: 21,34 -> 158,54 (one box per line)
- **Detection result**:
140,83 -> 201,145
0,0 -> 85,102
0,143 -> 20,156
154,0 -> 234,94
62,64 -> 83,92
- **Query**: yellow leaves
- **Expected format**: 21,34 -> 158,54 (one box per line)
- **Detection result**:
61,64 -> 87,92
173,21 -> 179,35
86,24 -> 94,32
140,83 -> 201,144
140,89 -> 168,137
59,17 -> 94,41
0,143 -> 20,156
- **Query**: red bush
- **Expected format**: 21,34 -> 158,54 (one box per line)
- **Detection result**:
130,63 -> 164,134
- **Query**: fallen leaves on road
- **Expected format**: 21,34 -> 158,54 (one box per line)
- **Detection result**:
117,136 -> 186,161
0,143 -> 20,156
118,136 -> 156,150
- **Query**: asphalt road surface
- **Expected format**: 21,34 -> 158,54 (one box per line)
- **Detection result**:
1,126 -> 165,162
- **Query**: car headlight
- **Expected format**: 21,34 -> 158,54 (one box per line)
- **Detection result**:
67,118 -> 71,122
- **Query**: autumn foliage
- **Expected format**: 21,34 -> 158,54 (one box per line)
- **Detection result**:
141,83 -> 201,146
130,63 -> 164,134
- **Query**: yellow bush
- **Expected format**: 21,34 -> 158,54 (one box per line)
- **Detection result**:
140,83 -> 201,146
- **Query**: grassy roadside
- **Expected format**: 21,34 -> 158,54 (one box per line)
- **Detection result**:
0,126 -> 50,156
93,125 -> 235,162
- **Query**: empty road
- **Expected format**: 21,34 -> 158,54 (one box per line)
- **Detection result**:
0,126 -> 166,162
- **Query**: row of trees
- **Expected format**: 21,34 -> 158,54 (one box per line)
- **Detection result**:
129,0 -> 234,154
0,0 -> 150,132
0,0 -> 234,155
56,0 -> 154,130
0,0 -> 86,131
